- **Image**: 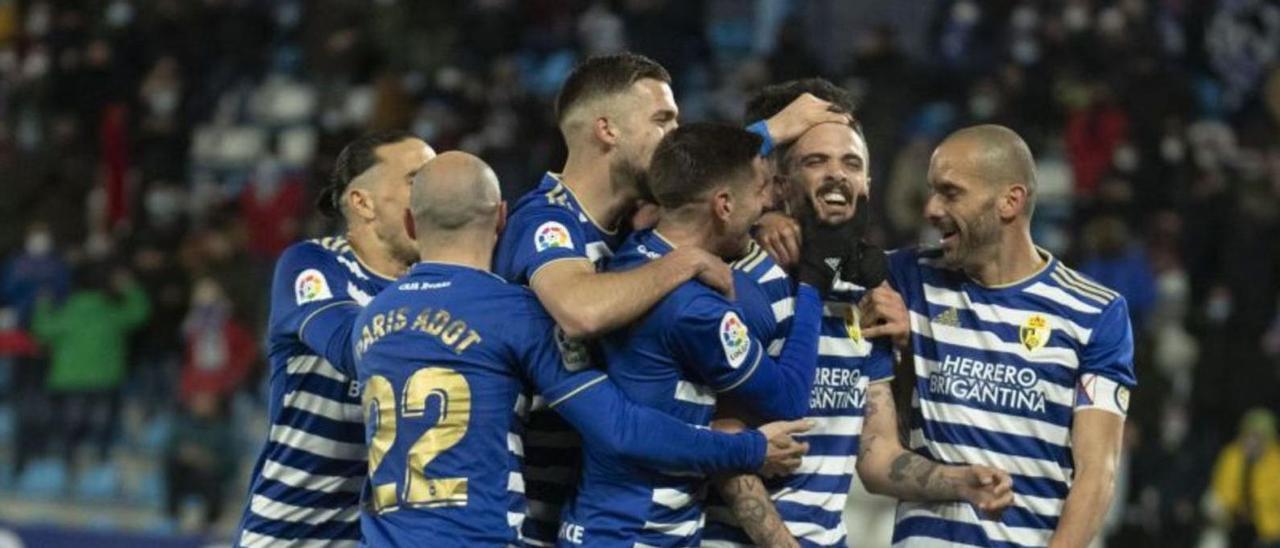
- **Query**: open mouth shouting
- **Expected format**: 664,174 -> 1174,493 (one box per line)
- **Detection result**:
812,182 -> 855,222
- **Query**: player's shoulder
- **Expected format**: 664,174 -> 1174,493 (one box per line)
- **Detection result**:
281,237 -> 344,264
508,174 -> 580,222
731,241 -> 788,284
1042,260 -> 1128,318
887,245 -> 943,271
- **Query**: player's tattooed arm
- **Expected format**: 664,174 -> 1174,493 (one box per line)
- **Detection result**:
712,417 -> 799,548
716,474 -> 798,548
857,383 -> 1014,515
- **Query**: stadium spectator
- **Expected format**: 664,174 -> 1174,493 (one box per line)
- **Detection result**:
177,277 -> 255,405
32,261 -> 148,466
1205,407 -> 1280,548
164,391 -> 236,533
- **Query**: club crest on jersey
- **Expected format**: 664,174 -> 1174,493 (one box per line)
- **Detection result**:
295,269 -> 333,304
720,311 -> 750,368
534,221 -> 573,252
1019,314 -> 1051,351
843,306 -> 862,342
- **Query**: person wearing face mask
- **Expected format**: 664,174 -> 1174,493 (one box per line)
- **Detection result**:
177,278 -> 256,406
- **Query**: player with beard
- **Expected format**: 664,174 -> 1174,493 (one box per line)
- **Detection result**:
758,124 -> 1136,547
558,123 -> 861,547
236,131 -> 434,547
352,151 -> 811,546
705,80 -> 1013,548
492,52 -> 850,545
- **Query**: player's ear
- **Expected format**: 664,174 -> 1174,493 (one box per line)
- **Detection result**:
347,188 -> 376,222
594,116 -> 618,149
404,209 -> 416,241
712,188 -> 733,223
1001,184 -> 1028,220
495,201 -> 508,236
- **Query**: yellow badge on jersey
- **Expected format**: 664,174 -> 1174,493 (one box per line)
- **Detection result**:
1020,314 -> 1051,351
843,306 -> 862,342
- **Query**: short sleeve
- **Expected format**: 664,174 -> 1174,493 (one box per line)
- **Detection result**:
668,294 -> 766,392
885,248 -> 917,295
865,337 -> 895,383
512,294 -> 607,407
506,208 -> 592,284
1075,297 -> 1137,416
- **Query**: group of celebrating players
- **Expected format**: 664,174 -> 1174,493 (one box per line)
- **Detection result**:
232,52 -> 1137,548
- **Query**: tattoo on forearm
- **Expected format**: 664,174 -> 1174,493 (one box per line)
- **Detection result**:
888,452 -> 957,497
726,476 -> 793,548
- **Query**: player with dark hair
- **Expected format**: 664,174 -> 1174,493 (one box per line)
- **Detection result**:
235,131 -> 434,547
555,123 -> 860,547
756,123 -> 1136,547
706,80 -> 1013,548
351,151 -> 810,546
493,52 -> 851,545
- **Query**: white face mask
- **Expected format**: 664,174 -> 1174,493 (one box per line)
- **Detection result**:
25,231 -> 52,256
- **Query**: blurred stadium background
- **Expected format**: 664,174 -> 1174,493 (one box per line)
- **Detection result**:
0,0 -> 1278,546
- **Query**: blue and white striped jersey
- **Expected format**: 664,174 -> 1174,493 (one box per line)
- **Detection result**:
704,242 -> 895,547
887,247 -> 1136,548
236,236 -> 392,547
493,172 -> 623,546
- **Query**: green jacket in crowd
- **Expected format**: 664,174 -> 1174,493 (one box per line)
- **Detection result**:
32,284 -> 149,392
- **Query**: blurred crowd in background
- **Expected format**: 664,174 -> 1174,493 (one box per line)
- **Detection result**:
0,0 -> 1278,546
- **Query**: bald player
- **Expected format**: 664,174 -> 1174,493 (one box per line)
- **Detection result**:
881,125 -> 1136,547
352,152 -> 812,546
237,131 -> 434,547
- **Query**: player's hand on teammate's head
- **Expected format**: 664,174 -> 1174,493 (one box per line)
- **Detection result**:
757,419 -> 814,477
764,93 -> 854,145
859,283 -> 910,350
961,464 -> 1015,519
755,211 -> 802,268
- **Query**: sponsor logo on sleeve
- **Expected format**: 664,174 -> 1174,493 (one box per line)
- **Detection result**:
295,269 -> 333,304
720,311 -> 751,369
534,221 -> 574,252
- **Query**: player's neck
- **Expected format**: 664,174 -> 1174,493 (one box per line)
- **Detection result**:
346,225 -> 409,279
653,218 -> 715,255
963,229 -> 1044,287
416,243 -> 492,273
561,151 -> 631,233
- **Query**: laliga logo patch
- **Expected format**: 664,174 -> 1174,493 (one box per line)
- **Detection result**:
1019,314 -> 1051,351
534,222 -> 574,252
720,311 -> 751,369
295,269 -> 333,305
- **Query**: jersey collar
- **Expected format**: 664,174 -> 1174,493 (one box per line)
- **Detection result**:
410,261 -> 508,283
545,172 -> 618,236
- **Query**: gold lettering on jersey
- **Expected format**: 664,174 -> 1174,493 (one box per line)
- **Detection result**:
357,307 -> 411,358
407,308 -> 484,355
